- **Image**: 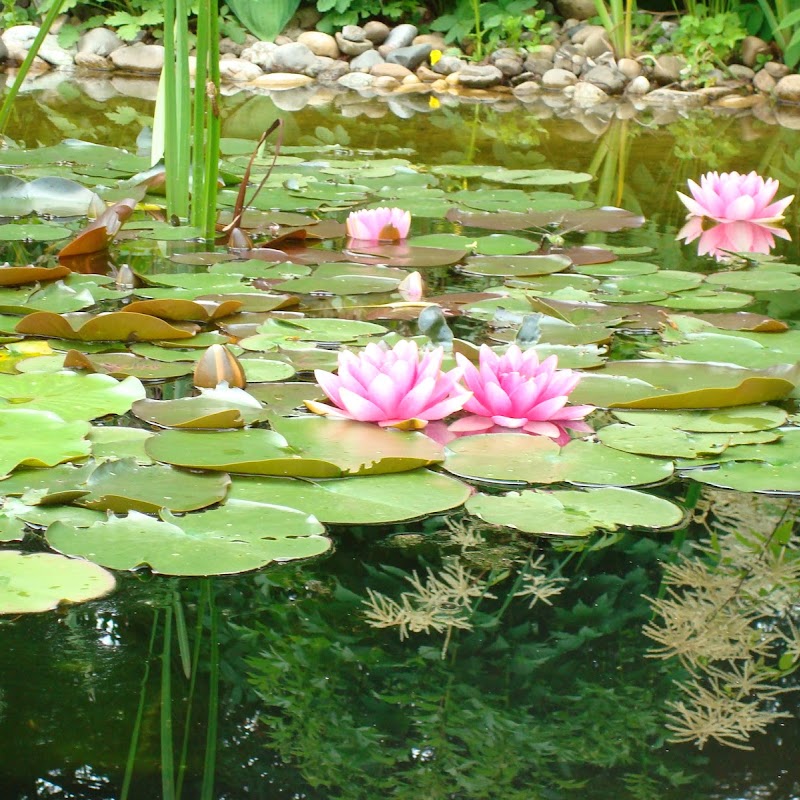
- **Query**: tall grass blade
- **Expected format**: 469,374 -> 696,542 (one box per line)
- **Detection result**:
200,585 -> 220,800
201,0 -> 222,239
173,591 -> 192,679
121,608 -> 161,800
0,0 -> 67,135
161,605 -> 176,800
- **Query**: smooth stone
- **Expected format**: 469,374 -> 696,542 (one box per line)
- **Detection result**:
652,54 -> 685,84
570,81 -> 610,106
416,65 -> 439,82
219,57 -> 263,81
293,6 -> 322,29
110,44 -> 164,73
644,87 -> 708,107
512,80 -> 541,100
775,74 -> 800,104
556,0 -> 597,20
553,45 -> 585,75
350,50 -> 384,71
379,23 -> 418,54
753,69 -> 776,94
219,35 -> 254,56
523,56 -> 554,77
764,61 -> 790,79
335,34 -> 374,57
386,43 -> 432,71
626,75 -> 650,94
363,20 -> 390,45
775,106 -> 800,129
240,41 -> 277,70
582,64 -> 627,94
373,75 -> 400,91
316,61 -> 351,84
542,67 -> 577,88
297,31 -> 339,59
581,30 -> 613,58
413,33 -> 447,50
617,57 -> 641,80
714,93 -> 764,109
493,56 -> 524,77
74,52 -> 113,70
371,62 -> 413,80
433,55 -> 466,75
457,64 -> 504,89
302,55 -> 340,78
528,44 -> 556,61
741,35 -> 771,68
78,27 -> 122,57
341,25 -> 366,42
431,78 -> 448,91
337,71 -> 376,90
728,64 -> 755,81
249,72 -> 315,88
271,42 -> 317,73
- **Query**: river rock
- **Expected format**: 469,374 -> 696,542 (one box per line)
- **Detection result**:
271,42 -> 317,73
3,26 -> 73,67
371,62 -> 413,80
338,71 -> 375,90
219,57 -> 263,81
386,43 -> 432,71
219,35 -> 255,56
571,81 -> 609,106
583,64 -> 627,94
240,41 -> 277,70
416,65 -> 439,82
110,44 -> 164,73
301,55 -> 339,78
556,0 -> 596,20
373,75 -> 400,91
78,27 -> 122,57
617,57 -> 641,80
379,24 -> 418,55
741,35 -> 771,68
74,52 -> 113,70
316,61 -> 350,84
341,25 -> 366,42
523,56 -> 555,77
753,69 -> 776,93
512,80 -> 541,100
335,33 -> 373,57
364,20 -> 391,44
350,50 -> 384,71
553,44 -> 584,75
542,67 -> 577,88
297,31 -> 339,59
250,72 -> 315,88
652,54 -> 685,84
775,74 -> 800,103
626,75 -> 650,94
457,64 -> 504,89
764,61 -> 790,79
433,55 -> 466,75
494,56 -> 524,77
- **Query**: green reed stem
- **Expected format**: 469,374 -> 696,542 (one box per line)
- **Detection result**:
161,605 -> 176,800
173,591 -> 192,680
200,585 -> 220,800
0,0 -> 66,135
174,0 -> 191,217
120,608 -> 160,800
201,0 -> 222,239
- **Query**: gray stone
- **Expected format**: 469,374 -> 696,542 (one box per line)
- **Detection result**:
523,56 -> 554,77
371,62 -> 413,80
652,54 -> 685,84
727,64 -> 754,82
219,36 -> 250,56
571,81 -> 609,106
512,80 -> 541,100
78,27 -> 122,57
528,44 -> 556,62
335,33 -> 374,57
775,74 -> 800,104
617,57 -> 641,80
74,52 -> 113,70
373,75 -> 401,91
293,6 -> 322,29
433,55 -> 466,75
494,56 -> 524,77
582,64 -> 627,94
753,69 -> 776,94
297,31 -> 339,59
457,64 -> 504,89
626,75 -> 650,94
337,71 -> 375,90
110,44 -> 164,73
302,55 -> 339,78
271,42 -> 317,74
386,43 -> 432,71
240,41 -> 277,70
350,49 -> 384,71
416,65 -> 439,82
316,61 -> 351,84
341,25 -> 366,42
363,20 -> 391,44
571,24 -> 605,45
542,67 -> 577,88
553,44 -> 584,75
379,24 -> 418,54
218,57 -> 263,81
741,35 -> 771,68
581,30 -> 613,59
764,61 -> 790,79
644,87 -> 708,107
556,0 -> 597,20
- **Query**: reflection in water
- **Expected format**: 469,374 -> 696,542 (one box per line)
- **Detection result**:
676,216 -> 791,261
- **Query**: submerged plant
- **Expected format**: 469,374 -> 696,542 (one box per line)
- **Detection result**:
677,170 -> 794,223
305,339 -> 469,430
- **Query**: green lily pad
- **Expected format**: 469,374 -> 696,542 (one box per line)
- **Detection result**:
466,487 -> 684,537
0,551 -> 116,614
251,317 -> 386,345
88,426 -> 154,464
705,270 -> 800,292
460,254 -> 572,277
59,350 -> 195,381
0,223 -> 72,241
229,469 -> 471,523
611,405 -> 788,432
46,503 -> 330,576
131,395 -> 268,429
444,434 -> 673,487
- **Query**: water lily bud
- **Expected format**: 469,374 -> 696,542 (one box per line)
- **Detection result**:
193,344 -> 247,389
115,264 -> 135,290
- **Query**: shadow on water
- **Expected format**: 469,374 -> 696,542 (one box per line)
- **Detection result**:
0,79 -> 799,799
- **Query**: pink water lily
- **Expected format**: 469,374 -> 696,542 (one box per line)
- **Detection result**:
305,339 -> 470,430
450,344 -> 593,437
346,207 -> 411,242
677,216 -> 790,261
677,171 -> 793,224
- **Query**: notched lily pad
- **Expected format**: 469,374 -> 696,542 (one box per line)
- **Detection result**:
16,311 -> 199,342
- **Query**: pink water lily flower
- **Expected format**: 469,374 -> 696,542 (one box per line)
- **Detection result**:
677,171 -> 793,224
305,339 -> 470,430
346,207 -> 411,242
677,216 -> 790,261
450,344 -> 593,437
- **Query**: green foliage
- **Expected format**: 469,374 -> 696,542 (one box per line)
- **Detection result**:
755,0 -> 800,67
225,0 -> 298,41
666,9 -> 747,84
315,0 -> 423,33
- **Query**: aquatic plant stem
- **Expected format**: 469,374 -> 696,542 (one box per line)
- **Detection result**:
0,0 -> 66,136
120,608 -> 160,800
200,585 -> 220,800
161,605 -> 177,800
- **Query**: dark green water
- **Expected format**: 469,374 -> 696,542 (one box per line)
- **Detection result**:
1,83 -> 799,799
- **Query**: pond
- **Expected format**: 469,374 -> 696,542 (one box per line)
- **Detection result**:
1,82 -> 800,800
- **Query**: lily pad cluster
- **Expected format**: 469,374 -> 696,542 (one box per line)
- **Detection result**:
2,139 -> 800,614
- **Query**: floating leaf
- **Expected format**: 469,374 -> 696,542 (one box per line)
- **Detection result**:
16,311 -> 199,342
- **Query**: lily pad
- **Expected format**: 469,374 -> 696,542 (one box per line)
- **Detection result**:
16,311 -> 199,342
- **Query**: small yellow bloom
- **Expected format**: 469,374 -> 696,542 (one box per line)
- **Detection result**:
430,49 -> 442,66
429,96 -> 441,110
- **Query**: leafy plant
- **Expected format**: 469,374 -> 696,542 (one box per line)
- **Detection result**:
755,0 -> 800,67
593,0 -> 637,58
314,0 -> 423,33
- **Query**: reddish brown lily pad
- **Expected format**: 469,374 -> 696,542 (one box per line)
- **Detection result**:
0,265 -> 70,287
16,311 -> 199,342
122,298 -> 243,322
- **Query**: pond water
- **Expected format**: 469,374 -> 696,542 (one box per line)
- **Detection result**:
1,82 -> 800,800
